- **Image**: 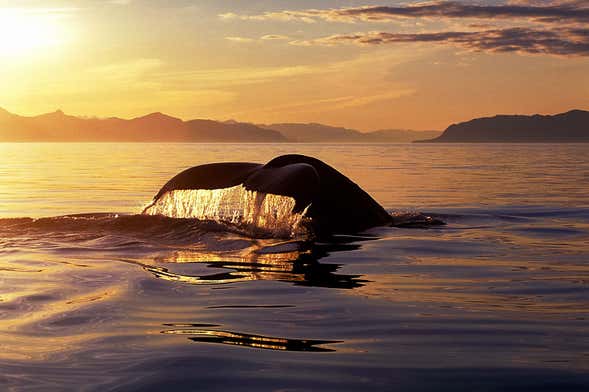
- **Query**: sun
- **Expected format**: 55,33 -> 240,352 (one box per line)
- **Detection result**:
0,9 -> 64,56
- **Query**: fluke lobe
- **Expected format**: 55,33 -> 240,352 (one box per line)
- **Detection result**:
144,154 -> 393,236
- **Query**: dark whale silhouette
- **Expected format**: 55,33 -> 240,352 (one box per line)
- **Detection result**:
144,154 -> 443,236
145,154 -> 392,236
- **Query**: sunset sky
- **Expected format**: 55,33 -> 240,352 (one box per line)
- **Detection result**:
0,0 -> 588,130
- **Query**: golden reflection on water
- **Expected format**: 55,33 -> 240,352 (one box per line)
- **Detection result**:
162,328 -> 340,352
2,143 -> 589,218
0,283 -> 122,361
0,234 -> 361,362
162,246 -> 304,265
120,245 -> 308,285
1,144 -> 589,385
353,255 -> 589,316
118,241 -> 365,288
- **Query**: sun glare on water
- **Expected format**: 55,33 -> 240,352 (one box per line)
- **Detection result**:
0,9 -> 65,56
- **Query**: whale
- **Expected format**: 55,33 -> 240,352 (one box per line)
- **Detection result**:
143,154 -> 441,236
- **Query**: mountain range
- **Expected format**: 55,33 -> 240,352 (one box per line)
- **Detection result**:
2,108 -> 587,143
418,110 -> 589,143
258,123 -> 440,143
0,108 -> 285,142
0,108 -> 438,143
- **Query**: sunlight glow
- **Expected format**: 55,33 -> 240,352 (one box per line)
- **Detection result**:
0,9 -> 64,56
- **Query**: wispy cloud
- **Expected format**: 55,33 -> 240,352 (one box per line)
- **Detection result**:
149,64 -> 324,90
225,36 -> 256,43
221,1 -> 589,57
83,58 -> 166,90
107,0 -> 133,4
227,90 -> 415,118
219,11 -> 317,23
225,35 -> 290,43
221,1 -> 589,24
261,34 -> 290,40
290,27 -> 589,57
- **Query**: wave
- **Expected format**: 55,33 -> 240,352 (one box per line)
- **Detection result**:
5,206 -> 582,252
0,212 -> 302,247
0,212 -> 370,289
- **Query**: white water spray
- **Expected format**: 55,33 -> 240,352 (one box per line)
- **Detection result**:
142,185 -> 309,238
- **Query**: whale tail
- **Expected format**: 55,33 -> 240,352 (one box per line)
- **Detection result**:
144,154 -> 393,237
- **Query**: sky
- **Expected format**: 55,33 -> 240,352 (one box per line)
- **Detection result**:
0,0 -> 588,130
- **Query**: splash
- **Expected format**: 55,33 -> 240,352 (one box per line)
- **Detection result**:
142,185 -> 310,238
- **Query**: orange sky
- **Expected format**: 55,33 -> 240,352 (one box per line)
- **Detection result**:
0,0 -> 588,130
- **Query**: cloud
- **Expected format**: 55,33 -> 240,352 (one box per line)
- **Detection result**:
225,35 -> 290,43
220,1 -> 589,58
261,34 -> 289,40
86,58 -> 164,85
227,90 -> 415,118
219,11 -> 317,23
507,1 -> 588,6
152,64 -> 324,89
224,36 -> 256,43
222,1 -> 589,25
290,27 -> 589,57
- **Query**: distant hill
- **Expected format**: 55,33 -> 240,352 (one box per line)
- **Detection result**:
260,123 -> 363,142
4,108 -> 588,143
261,122 -> 440,143
0,108 -> 440,143
0,109 -> 286,142
363,129 -> 441,143
418,110 -> 589,143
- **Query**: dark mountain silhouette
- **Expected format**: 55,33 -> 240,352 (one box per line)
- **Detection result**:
0,109 -> 286,142
261,122 -> 440,143
362,129 -> 441,142
185,119 -> 287,142
260,123 -> 363,142
0,108 -> 439,143
17,108 -> 588,143
418,110 -> 589,143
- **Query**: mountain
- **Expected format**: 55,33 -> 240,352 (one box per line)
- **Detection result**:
0,109 -> 439,143
261,123 -> 440,143
418,110 -> 589,143
362,129 -> 441,143
186,119 -> 285,142
0,109 -> 286,142
4,108 -> 588,143
261,123 -> 363,142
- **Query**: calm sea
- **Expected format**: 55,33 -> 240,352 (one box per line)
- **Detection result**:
1,143 -> 588,391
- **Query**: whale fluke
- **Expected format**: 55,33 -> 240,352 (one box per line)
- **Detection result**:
144,154 -> 394,236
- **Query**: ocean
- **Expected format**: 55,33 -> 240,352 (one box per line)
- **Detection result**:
1,143 -> 588,391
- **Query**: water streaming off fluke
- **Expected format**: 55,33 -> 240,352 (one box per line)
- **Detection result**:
142,185 -> 310,238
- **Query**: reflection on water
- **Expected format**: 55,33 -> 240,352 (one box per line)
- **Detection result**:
0,143 -> 589,391
162,326 -> 341,352
0,212 -> 365,363
129,242 -> 366,288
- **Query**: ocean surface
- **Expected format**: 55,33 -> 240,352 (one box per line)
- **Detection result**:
0,143 -> 588,391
